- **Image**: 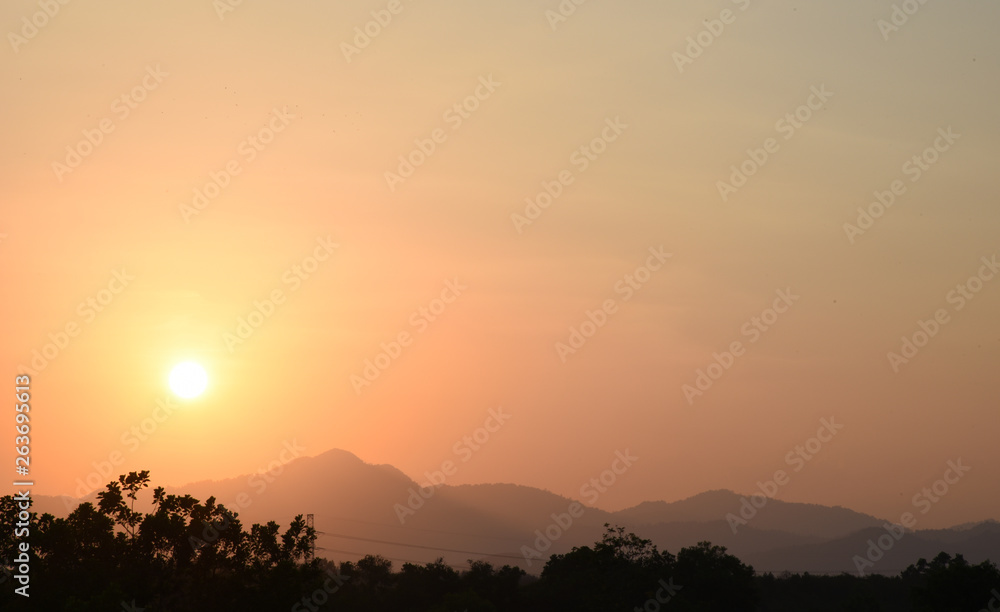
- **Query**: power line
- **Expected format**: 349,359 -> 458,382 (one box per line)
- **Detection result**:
316,531 -> 526,562
318,515 -> 527,544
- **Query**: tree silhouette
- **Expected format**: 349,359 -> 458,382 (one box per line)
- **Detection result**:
1,479 -> 996,611
539,524 -> 676,611
97,470 -> 150,541
2,471 -> 324,610
903,552 -> 1000,611
671,541 -> 758,611
537,525 -> 759,611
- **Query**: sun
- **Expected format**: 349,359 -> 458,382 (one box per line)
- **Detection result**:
168,361 -> 208,399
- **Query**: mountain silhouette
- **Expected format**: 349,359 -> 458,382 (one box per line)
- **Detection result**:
41,448 -> 998,574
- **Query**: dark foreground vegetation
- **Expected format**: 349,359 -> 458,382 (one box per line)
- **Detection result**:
2,472 -> 998,611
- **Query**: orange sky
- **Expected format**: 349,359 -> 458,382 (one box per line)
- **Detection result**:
2,0 -> 998,529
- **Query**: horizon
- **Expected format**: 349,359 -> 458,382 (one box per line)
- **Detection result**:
54,446 -> 995,532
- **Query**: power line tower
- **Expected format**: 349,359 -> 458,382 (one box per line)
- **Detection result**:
306,514 -> 315,561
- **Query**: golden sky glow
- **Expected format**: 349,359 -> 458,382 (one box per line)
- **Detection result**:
2,0 -> 999,528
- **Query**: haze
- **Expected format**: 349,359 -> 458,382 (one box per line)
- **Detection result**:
2,0 -> 998,530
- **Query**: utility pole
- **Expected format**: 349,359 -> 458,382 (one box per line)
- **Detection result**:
306,514 -> 315,561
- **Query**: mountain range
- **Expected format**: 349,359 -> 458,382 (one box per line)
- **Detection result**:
34,449 -> 1000,575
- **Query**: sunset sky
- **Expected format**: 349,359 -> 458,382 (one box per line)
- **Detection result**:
2,0 -> 998,529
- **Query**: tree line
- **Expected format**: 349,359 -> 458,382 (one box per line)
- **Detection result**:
1,471 -> 998,611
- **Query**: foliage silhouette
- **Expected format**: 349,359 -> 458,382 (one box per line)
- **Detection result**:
1,477 -> 997,611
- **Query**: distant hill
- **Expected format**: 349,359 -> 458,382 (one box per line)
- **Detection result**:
747,521 -> 1000,574
33,449 -> 1000,574
614,489 -> 883,538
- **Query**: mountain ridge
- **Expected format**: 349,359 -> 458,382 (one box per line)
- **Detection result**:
29,448 -> 999,574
